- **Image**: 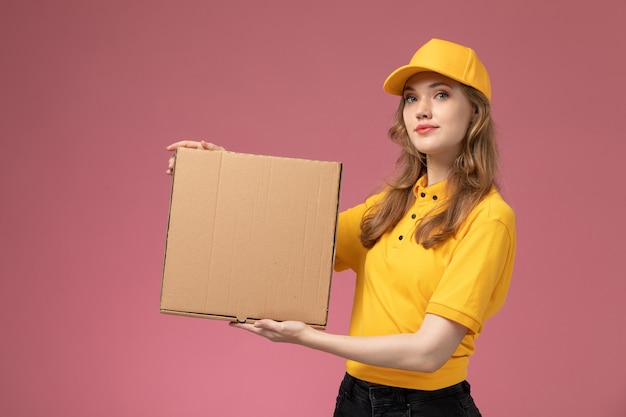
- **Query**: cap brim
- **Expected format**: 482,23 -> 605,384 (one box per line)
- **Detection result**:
383,65 -> 432,96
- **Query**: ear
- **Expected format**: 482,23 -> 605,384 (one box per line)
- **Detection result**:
469,106 -> 480,125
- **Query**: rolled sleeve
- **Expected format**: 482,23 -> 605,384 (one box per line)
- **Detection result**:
426,209 -> 516,334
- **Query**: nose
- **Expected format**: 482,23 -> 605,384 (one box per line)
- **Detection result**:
415,101 -> 431,119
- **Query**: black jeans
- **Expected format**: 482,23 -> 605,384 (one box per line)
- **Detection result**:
333,373 -> 482,417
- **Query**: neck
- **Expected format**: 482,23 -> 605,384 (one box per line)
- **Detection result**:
425,156 -> 453,186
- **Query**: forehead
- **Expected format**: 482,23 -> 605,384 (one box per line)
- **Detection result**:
403,71 -> 461,91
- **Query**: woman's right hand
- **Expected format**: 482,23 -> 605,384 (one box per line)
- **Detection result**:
165,140 -> 225,175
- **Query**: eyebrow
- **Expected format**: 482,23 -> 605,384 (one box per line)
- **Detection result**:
403,82 -> 454,93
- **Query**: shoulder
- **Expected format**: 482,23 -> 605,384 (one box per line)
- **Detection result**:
451,188 -> 516,250
339,188 -> 387,224
364,188 -> 388,207
345,188 -> 388,214
462,188 -> 516,235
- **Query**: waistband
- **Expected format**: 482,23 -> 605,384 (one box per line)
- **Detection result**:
341,372 -> 470,404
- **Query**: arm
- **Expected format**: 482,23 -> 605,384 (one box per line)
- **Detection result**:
231,313 -> 467,373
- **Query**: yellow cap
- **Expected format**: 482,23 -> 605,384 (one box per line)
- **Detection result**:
383,38 -> 491,101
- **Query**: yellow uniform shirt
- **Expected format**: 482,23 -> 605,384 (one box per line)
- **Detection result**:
334,176 -> 516,390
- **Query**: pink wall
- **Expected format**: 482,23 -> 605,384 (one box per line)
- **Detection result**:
1,1 -> 625,416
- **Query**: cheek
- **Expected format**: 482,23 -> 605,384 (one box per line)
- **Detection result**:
402,109 -> 410,124
451,108 -> 474,137
402,110 -> 413,131
460,105 -> 474,128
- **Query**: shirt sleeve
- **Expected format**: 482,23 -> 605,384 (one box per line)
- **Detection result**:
426,201 -> 516,334
334,193 -> 383,272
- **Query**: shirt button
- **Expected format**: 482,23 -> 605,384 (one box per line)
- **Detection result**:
432,195 -> 438,201
420,192 -> 426,198
398,235 -> 403,240
411,214 -> 416,219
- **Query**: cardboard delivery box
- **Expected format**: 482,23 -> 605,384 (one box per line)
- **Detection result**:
161,147 -> 342,329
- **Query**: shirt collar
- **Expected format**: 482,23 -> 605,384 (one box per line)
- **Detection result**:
413,175 -> 449,205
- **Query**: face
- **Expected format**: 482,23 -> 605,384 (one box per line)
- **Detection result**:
402,72 -> 474,166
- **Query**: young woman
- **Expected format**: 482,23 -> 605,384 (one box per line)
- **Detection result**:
166,38 -> 516,417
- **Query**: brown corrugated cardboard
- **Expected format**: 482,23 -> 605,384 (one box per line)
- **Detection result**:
161,148 -> 342,329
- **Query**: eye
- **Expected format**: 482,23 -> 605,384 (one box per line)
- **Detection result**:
404,95 -> 417,103
434,92 -> 449,99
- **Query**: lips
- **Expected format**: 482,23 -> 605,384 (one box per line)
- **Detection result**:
416,124 -> 437,135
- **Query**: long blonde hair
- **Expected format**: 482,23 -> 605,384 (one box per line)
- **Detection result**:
360,84 -> 498,249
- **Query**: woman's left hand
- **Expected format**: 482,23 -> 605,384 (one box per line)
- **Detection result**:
229,319 -> 311,344
165,140 -> 225,175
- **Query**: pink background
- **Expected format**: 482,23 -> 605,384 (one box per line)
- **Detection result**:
1,1 -> 625,416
